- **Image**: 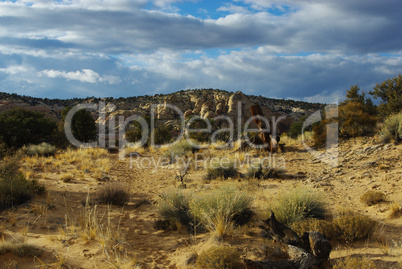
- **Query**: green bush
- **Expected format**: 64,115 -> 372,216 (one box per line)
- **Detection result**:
0,157 -> 45,210
271,188 -> 326,226
96,182 -> 130,206
370,74 -> 402,117
125,116 -> 173,147
312,120 -> 327,148
196,245 -> 243,269
288,116 -> 311,139
360,190 -> 386,206
157,188 -> 192,227
0,108 -> 56,149
187,117 -> 213,143
339,102 -> 378,138
206,159 -> 237,180
190,185 -> 253,237
21,142 -> 57,156
163,140 -> 196,163
0,140 -> 7,159
62,107 -> 97,143
379,112 -> 402,144
333,211 -> 377,242
246,163 -> 284,180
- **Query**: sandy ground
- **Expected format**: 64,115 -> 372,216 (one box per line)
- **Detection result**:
0,137 -> 401,268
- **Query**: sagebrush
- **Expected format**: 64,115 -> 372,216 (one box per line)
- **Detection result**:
190,185 -> 253,238
196,245 -> 243,269
379,112 -> 402,144
206,159 -> 237,180
0,157 -> 45,210
96,182 -> 130,206
271,187 -> 326,226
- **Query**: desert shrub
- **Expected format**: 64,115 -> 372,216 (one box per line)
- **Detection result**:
291,218 -> 337,240
187,117 -> 213,143
0,240 -> 42,257
271,188 -> 326,226
152,124 -> 173,146
379,112 -> 402,144
61,173 -> 74,183
125,116 -> 172,147
0,140 -> 7,159
190,185 -> 253,238
21,142 -> 57,156
0,157 -> 45,210
288,116 -> 311,139
163,140 -> 196,162
360,190 -> 386,206
332,256 -> 376,269
96,182 -> 130,206
0,108 -> 57,149
333,211 -> 377,242
62,107 -> 97,143
370,74 -> 402,117
206,158 -> 237,180
339,102 -> 378,138
196,245 -> 243,269
157,188 -> 192,227
312,120 -> 327,148
389,201 -> 402,218
246,163 -> 284,180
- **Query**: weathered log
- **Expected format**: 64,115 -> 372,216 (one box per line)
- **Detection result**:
248,212 -> 332,269
308,231 -> 332,260
261,212 -> 301,246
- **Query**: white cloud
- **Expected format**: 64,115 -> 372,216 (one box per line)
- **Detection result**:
0,0 -> 401,100
217,4 -> 253,14
38,69 -> 121,84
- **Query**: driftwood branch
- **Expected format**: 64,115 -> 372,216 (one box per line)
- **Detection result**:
245,212 -> 332,269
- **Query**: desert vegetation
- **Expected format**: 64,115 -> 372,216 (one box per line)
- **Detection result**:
0,76 -> 401,268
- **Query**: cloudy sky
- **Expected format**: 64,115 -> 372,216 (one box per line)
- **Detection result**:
0,0 -> 401,103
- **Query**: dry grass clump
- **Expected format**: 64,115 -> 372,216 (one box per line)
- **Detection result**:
163,140 -> 197,163
190,185 -> 253,239
96,182 -> 130,206
333,210 -> 377,243
157,188 -> 192,228
291,218 -> 337,240
61,173 -> 74,183
0,239 -> 42,257
379,112 -> 402,144
271,187 -> 326,226
21,142 -> 57,156
206,158 -> 237,180
360,190 -> 386,206
157,185 -> 253,238
80,197 -> 125,251
389,201 -> 402,218
246,163 -> 284,180
332,256 -> 376,269
0,156 -> 45,210
196,245 -> 243,269
292,210 -> 378,243
54,147 -> 111,177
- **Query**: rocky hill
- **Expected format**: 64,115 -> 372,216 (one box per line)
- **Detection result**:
0,89 -> 324,132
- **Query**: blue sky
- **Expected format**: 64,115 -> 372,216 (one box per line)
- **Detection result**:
0,0 -> 401,103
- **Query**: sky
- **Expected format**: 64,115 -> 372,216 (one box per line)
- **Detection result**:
0,0 -> 401,103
